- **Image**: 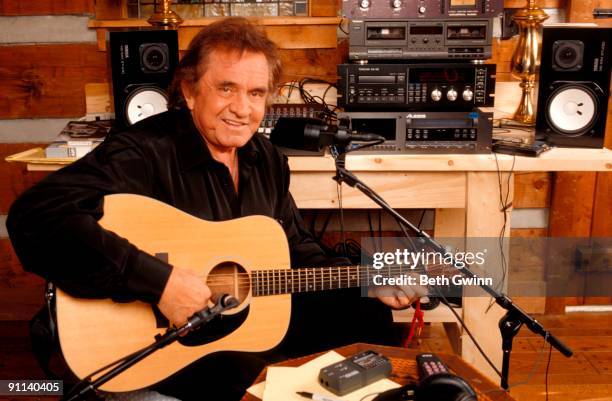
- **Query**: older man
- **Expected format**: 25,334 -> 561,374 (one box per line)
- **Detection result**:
8,18 -> 422,400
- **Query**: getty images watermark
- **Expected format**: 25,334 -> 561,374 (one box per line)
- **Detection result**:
369,247 -> 493,287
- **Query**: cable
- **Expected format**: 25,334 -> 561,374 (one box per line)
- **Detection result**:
338,17 -> 349,35
435,288 -> 503,378
336,181 -> 347,258
481,332 -> 551,398
545,343 -> 553,401
486,152 -> 515,313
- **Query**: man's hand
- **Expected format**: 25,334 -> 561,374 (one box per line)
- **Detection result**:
369,283 -> 428,310
158,267 -> 211,326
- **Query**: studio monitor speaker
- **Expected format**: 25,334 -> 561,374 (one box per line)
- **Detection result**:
109,29 -> 179,128
536,25 -> 612,148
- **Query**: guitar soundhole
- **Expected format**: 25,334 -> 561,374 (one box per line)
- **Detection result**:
206,261 -> 250,304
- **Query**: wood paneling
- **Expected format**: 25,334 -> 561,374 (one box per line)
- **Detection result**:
0,44 -> 107,119
95,0 -> 127,19
548,172 -> 597,237
513,172 -> 552,208
1,144 -> 51,214
0,239 -> 45,321
280,43 -> 347,82
311,0 -> 340,16
546,172 -> 598,313
0,0 -> 93,15
592,173 -> 612,237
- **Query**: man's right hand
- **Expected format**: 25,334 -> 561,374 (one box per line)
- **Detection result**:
158,267 -> 211,327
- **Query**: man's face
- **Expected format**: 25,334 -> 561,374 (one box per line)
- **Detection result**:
182,49 -> 270,154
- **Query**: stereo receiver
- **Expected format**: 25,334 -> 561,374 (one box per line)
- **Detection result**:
349,19 -> 492,60
338,108 -> 493,154
342,0 -> 503,19
338,63 -> 495,111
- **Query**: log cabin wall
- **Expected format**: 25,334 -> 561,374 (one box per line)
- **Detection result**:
0,0 -> 610,321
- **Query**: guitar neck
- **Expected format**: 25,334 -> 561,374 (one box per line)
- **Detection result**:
251,265 -> 419,296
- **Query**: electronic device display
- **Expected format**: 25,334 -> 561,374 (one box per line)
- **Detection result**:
338,63 -> 496,111
342,0 -> 503,19
349,19 -> 492,60
338,108 -> 493,154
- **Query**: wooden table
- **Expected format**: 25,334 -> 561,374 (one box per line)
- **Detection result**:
241,342 -> 516,401
285,148 -> 612,381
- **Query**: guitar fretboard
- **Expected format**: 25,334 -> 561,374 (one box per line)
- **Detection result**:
251,265 -> 440,296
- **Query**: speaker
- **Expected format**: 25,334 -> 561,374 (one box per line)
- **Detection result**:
108,29 -> 179,128
535,25 -> 612,148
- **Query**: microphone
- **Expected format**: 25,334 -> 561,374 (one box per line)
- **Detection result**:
210,293 -> 240,309
269,117 -> 384,151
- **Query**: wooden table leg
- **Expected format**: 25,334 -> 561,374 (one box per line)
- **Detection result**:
462,171 -> 513,382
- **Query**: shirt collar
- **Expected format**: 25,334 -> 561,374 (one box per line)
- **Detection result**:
175,108 -> 261,172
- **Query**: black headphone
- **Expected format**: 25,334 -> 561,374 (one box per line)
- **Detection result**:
417,373 -> 477,401
372,372 -> 477,401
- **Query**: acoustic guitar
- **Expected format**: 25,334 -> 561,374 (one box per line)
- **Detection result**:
55,194 -> 432,391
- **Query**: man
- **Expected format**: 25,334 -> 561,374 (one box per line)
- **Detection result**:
8,18 -> 423,400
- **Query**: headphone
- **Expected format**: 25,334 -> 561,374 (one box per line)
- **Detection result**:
417,373 -> 477,401
372,372 -> 477,401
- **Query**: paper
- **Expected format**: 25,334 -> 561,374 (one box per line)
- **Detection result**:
255,351 -> 400,401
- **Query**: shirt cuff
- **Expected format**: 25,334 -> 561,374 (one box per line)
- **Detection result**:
124,248 -> 173,304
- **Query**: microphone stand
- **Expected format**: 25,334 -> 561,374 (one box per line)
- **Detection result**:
329,144 -> 573,391
63,296 -> 239,401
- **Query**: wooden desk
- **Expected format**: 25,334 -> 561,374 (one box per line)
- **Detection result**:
241,342 -> 516,401
285,148 -> 611,381
6,146 -> 612,381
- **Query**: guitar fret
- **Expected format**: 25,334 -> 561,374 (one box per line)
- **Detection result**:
283,269 -> 287,294
254,270 -> 258,297
308,270 -> 314,292
328,266 -> 332,290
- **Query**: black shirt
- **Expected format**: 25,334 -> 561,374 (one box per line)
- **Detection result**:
7,109 -> 392,358
7,109 -> 340,304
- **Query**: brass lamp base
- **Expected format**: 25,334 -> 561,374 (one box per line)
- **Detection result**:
148,1 -> 183,28
513,79 -> 536,124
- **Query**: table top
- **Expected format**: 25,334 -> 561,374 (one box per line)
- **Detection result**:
7,145 -> 612,173
241,343 -> 516,401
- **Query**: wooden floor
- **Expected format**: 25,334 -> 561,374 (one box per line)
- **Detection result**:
1,312 -> 612,401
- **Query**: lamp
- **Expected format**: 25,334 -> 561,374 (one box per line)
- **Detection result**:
510,0 -> 549,124
148,0 -> 183,28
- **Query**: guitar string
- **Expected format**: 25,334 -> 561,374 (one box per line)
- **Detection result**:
197,262 -> 456,277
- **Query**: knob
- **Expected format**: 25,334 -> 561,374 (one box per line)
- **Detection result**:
392,0 -> 402,8
447,88 -> 458,101
418,5 -> 426,14
462,89 -> 474,101
359,0 -> 370,8
431,89 -> 442,102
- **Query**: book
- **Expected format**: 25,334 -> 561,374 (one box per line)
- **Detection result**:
45,140 -> 103,159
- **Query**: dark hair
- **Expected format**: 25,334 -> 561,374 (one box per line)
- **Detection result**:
168,17 -> 282,109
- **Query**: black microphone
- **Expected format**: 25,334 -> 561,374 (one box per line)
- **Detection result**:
269,117 -> 384,151
210,293 -> 240,309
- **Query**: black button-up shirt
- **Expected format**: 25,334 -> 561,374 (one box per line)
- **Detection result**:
8,109 -> 392,356
7,109 -> 339,304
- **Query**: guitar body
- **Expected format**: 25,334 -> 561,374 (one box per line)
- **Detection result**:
55,194 -> 291,391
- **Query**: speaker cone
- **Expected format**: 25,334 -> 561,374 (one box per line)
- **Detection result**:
545,84 -> 598,136
552,40 -> 584,71
124,86 -> 169,125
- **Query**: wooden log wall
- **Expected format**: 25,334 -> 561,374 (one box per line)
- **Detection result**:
0,0 -> 609,320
